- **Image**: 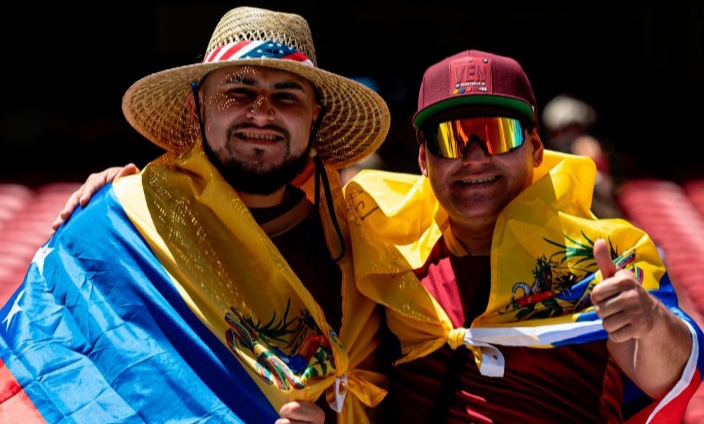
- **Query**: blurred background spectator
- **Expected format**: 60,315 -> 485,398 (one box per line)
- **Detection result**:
542,94 -> 625,219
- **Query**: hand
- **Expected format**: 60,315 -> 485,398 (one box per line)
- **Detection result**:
275,401 -> 326,424
50,163 -> 140,235
590,238 -> 658,343
590,238 -> 691,398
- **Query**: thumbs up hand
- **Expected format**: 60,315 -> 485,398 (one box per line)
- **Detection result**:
589,239 -> 693,399
590,238 -> 660,343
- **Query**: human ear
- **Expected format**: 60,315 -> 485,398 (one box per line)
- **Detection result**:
418,143 -> 429,177
186,91 -> 201,125
531,130 -> 544,167
310,103 -> 322,132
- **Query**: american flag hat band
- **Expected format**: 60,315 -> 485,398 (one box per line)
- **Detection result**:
203,40 -> 314,67
121,6 -> 390,170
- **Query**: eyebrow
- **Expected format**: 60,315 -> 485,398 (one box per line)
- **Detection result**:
224,75 -> 308,92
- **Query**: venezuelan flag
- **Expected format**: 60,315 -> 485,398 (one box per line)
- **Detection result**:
0,144 -> 386,423
345,150 -> 704,423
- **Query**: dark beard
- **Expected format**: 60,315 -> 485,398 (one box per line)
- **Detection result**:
203,138 -> 312,195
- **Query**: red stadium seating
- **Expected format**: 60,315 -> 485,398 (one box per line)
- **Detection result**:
683,179 -> 704,218
0,182 -> 81,307
1,177 -> 703,421
616,178 -> 704,423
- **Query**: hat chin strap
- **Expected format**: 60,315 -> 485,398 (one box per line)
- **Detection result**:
191,82 -> 208,140
312,153 -> 345,262
309,102 -> 346,262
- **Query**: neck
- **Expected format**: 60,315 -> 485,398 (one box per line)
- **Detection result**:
236,186 -> 287,208
450,220 -> 495,256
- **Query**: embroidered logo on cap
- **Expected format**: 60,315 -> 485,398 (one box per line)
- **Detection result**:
450,56 -> 491,96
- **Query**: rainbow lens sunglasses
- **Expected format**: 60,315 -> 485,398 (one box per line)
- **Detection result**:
422,117 -> 527,159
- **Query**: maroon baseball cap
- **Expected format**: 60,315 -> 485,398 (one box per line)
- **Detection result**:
413,50 -> 538,131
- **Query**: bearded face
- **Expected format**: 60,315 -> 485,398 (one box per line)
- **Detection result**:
197,65 -> 321,195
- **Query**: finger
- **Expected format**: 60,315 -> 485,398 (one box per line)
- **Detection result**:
50,190 -> 83,232
601,313 -> 636,343
50,214 -> 65,232
278,401 -> 325,424
76,178 -> 99,206
77,165 -> 138,205
593,238 -> 617,279
78,173 -> 113,206
51,165 -> 138,235
50,216 -> 63,233
117,163 -> 140,178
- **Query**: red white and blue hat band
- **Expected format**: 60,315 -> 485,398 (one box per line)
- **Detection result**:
203,40 -> 314,66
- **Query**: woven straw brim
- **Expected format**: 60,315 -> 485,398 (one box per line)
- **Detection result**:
122,58 -> 391,170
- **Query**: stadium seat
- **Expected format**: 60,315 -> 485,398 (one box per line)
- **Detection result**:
0,182 -> 81,306
616,178 -> 704,423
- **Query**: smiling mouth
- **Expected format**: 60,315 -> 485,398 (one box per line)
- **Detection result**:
457,176 -> 498,185
236,131 -> 283,141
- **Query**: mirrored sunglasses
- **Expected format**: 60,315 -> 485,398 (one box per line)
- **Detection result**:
422,117 -> 526,159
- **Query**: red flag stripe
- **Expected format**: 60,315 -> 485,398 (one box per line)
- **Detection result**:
0,360 -> 45,423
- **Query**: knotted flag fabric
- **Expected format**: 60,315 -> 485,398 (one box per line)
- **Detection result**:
344,150 -> 704,423
0,142 -> 387,423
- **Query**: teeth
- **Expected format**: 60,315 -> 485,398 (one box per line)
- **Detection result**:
460,176 -> 496,184
240,132 -> 278,141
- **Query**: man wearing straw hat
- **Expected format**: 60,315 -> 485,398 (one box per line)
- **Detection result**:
60,49 -> 704,423
0,6 -> 392,424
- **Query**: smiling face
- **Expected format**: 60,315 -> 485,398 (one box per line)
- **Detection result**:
419,122 -> 544,239
193,65 -> 322,195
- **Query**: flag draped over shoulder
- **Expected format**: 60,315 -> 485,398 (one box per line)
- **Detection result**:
0,143 -> 386,423
344,150 -> 704,423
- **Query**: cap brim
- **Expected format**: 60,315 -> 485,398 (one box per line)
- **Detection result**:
413,95 -> 534,130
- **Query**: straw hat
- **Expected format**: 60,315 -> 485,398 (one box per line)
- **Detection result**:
122,6 -> 390,169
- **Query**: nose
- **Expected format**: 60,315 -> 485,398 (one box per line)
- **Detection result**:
460,135 -> 491,162
245,95 -> 275,121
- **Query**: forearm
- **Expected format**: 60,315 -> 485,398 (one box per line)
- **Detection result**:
608,303 -> 693,399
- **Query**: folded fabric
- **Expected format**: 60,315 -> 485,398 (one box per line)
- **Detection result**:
345,150 -> 704,423
0,144 -> 386,423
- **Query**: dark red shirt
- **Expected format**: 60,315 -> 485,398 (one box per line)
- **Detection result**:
386,236 -> 625,423
251,186 -> 345,424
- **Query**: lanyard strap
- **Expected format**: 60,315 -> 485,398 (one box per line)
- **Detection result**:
427,266 -> 491,423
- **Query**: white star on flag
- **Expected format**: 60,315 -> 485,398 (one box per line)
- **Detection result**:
32,245 -> 53,274
2,288 -> 25,330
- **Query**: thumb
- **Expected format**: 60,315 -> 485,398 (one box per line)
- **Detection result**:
593,238 -> 617,279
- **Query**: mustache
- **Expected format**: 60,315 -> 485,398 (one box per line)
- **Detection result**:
228,122 -> 290,141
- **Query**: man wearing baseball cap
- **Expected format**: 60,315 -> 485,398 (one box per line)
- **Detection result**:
346,49 -> 704,422
47,47 -> 704,422
0,6 -> 392,424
